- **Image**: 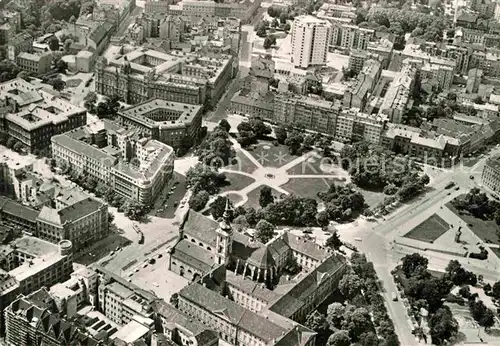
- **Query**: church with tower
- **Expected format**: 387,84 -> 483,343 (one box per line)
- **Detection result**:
167,202 -> 337,287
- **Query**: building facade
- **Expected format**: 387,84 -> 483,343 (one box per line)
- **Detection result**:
482,155 -> 500,194
291,15 -> 331,69
117,98 -> 203,149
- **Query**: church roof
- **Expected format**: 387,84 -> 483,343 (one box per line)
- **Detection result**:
182,209 -> 219,248
247,246 -> 276,269
171,240 -> 215,273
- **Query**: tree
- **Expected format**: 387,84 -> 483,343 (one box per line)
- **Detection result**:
445,260 -> 477,286
255,219 -> 275,243
186,163 -> 227,194
401,253 -> 429,277
96,95 -> 122,119
197,126 -> 234,166
189,190 -> 210,211
124,200 -> 147,221
271,18 -> 279,27
55,58 -> 68,73
210,196 -> 231,220
491,281 -> 500,299
469,299 -> 495,328
48,36 -> 59,51
255,22 -> 267,37
325,232 -> 342,250
263,36 -> 276,49
341,307 -> 372,341
84,91 -> 98,113
326,302 -> 346,329
169,293 -> 179,308
5,136 -> 15,149
12,141 -> 23,152
339,273 -> 364,300
304,311 -> 330,345
316,210 -> 329,227
47,78 -> 65,91
327,331 -> 350,346
218,119 -> 231,132
429,306 -> 458,345
259,186 -> 274,208
285,131 -> 304,155
249,118 -> 271,138
274,126 -> 287,144
284,23 -> 291,32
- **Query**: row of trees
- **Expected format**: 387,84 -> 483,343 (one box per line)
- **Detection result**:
66,167 -> 148,221
305,253 -> 400,346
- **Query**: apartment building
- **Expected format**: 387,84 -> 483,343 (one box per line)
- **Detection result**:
343,59 -> 382,111
95,48 -> 234,106
145,0 -> 170,13
379,63 -> 416,124
171,0 -> 261,24
291,15 -> 331,68
5,289 -> 100,346
0,78 -> 86,153
0,197 -> 39,233
16,52 -> 52,75
381,123 -> 462,166
273,93 -> 339,135
6,33 -> 33,61
330,23 -> 374,51
482,155 -> 500,194
51,120 -> 175,205
36,198 -> 108,251
117,98 -> 203,149
334,109 -> 386,144
0,236 -> 73,331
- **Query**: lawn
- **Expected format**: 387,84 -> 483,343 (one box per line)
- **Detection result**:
286,154 -> 340,175
359,188 -> 386,208
247,141 -> 296,168
226,149 -> 258,174
226,193 -> 243,205
244,185 -> 283,209
403,214 -> 450,243
281,178 -> 333,200
446,201 -> 500,245
220,172 -> 255,193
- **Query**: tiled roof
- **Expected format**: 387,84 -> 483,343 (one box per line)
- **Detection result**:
0,196 -> 39,223
171,239 -> 215,273
179,282 -> 287,342
181,209 -> 218,248
274,325 -> 317,346
269,255 -> 346,318
247,246 -> 276,269
281,232 -> 329,262
225,271 -> 281,304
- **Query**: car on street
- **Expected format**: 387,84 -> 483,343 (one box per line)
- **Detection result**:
455,186 -> 460,191
470,175 -> 474,179
149,258 -> 156,264
392,292 -> 398,301
354,237 -> 362,242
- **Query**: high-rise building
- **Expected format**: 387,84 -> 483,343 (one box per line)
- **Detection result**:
291,15 -> 331,69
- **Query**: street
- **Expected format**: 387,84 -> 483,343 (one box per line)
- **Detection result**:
338,150 -> 500,345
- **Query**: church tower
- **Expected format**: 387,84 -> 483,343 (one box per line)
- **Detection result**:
215,200 -> 233,266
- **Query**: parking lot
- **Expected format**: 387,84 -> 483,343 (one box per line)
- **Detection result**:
125,253 -> 189,302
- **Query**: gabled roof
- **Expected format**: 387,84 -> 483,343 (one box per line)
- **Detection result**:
181,209 -> 218,248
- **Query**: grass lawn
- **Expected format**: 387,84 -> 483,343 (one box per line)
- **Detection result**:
226,150 -> 258,174
220,172 -> 255,193
281,178 -> 333,200
244,185 -> 283,209
247,141 -> 296,168
286,154 -> 339,175
359,188 -> 385,208
226,193 -> 243,205
446,201 -> 500,245
404,214 -> 450,243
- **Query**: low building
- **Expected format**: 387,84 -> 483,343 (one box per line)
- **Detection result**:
0,78 -> 86,153
16,52 -> 52,74
117,98 -> 203,149
482,155 -> 500,194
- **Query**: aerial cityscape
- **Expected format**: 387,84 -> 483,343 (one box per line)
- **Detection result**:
0,0 -> 499,345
